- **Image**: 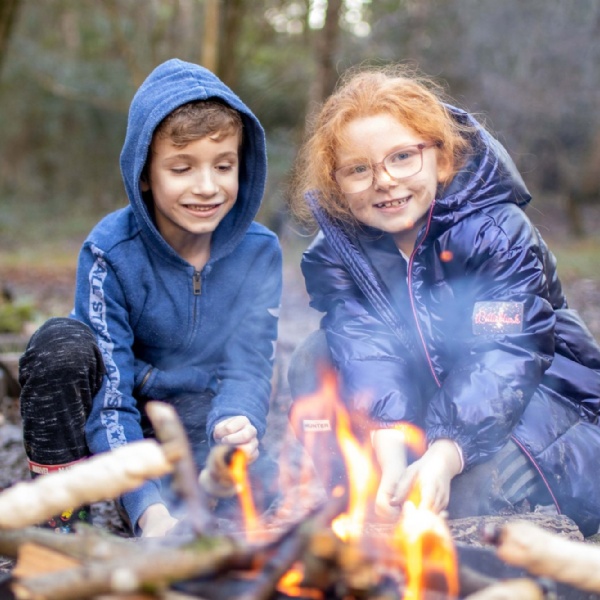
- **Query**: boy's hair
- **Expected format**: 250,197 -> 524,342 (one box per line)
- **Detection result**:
290,65 -> 474,226
154,99 -> 243,146
143,100 -> 243,182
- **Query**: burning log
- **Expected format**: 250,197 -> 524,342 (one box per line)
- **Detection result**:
484,520 -> 600,593
199,444 -> 243,498
236,492 -> 349,600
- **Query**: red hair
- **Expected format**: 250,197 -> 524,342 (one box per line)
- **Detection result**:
290,65 -> 473,225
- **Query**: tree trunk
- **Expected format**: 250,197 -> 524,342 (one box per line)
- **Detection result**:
309,0 -> 344,107
0,0 -> 21,76
219,0 -> 245,89
202,0 -> 221,74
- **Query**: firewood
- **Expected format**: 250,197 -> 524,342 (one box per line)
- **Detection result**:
0,524 -> 140,561
236,493 -> 349,600
484,520 -> 600,593
11,534 -> 249,600
198,445 -> 240,498
146,401 -> 215,535
0,440 -> 174,530
463,578 -> 546,599
12,542 -> 81,578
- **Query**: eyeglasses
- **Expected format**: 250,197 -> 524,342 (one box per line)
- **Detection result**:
334,142 -> 438,194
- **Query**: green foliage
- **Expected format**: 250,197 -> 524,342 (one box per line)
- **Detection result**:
0,296 -> 35,333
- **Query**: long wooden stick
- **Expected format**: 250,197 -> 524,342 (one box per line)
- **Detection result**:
12,535 -> 250,600
146,401 -> 215,535
0,440 -> 174,530
463,578 -> 545,600
485,520 -> 600,593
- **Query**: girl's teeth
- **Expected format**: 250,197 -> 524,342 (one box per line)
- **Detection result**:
375,198 -> 408,209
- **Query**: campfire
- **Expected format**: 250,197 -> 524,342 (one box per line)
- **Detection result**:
0,372 -> 599,600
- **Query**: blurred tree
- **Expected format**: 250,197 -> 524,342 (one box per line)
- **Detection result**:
0,0 -> 597,244
202,0 -> 220,73
0,0 -> 21,75
309,0 -> 343,105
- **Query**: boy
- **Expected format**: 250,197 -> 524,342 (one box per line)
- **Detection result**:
19,59 -> 282,536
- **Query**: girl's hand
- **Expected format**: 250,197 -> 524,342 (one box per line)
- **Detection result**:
213,415 -> 259,463
138,503 -> 179,537
391,439 -> 463,513
371,428 -> 408,520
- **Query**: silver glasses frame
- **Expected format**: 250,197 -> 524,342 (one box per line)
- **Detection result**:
334,142 -> 438,194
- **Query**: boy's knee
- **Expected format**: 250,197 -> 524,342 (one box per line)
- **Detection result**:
20,318 -> 102,384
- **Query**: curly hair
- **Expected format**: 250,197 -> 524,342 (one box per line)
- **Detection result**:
154,99 -> 243,146
289,65 -> 474,227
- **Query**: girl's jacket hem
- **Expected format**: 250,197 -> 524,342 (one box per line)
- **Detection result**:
70,59 -> 282,531
302,108 -> 600,535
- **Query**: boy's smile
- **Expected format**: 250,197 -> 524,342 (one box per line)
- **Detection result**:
142,131 -> 240,265
335,114 -> 447,255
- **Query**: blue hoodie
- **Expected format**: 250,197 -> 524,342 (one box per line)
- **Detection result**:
71,59 -> 282,530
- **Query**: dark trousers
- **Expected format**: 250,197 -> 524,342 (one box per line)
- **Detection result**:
19,318 -> 279,517
287,329 -> 550,518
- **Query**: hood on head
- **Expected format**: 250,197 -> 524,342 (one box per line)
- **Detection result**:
438,107 -> 532,219
119,58 -> 267,262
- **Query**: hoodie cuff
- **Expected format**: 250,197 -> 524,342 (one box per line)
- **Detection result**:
120,480 -> 164,536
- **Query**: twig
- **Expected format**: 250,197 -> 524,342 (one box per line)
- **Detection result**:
237,492 -> 349,600
463,578 -> 546,599
146,401 -> 215,535
484,520 -> 600,593
0,440 -> 173,530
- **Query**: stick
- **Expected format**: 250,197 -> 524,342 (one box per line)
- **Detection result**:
12,535 -> 249,600
484,520 -> 600,593
0,440 -> 174,530
237,493 -> 349,600
463,578 -> 546,600
145,401 -> 215,535
198,445 -> 240,498
0,525 -> 138,560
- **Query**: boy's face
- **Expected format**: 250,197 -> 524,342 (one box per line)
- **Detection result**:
142,131 -> 240,254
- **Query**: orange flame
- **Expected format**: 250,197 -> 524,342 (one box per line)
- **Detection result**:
394,482 -> 458,599
286,370 -> 458,599
277,565 -> 323,599
229,449 -> 260,542
330,395 -> 378,542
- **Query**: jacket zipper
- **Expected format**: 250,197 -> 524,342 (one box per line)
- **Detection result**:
193,271 -> 202,295
407,202 -> 442,387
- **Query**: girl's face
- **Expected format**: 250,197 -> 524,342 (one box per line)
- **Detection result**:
335,114 -> 448,254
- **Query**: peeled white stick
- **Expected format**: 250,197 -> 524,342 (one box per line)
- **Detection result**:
491,520 -> 600,593
0,439 -> 174,530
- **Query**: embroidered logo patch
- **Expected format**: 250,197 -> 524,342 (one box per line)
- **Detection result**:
472,301 -> 524,335
303,419 -> 332,432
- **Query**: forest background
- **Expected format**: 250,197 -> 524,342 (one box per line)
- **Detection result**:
0,0 -> 599,339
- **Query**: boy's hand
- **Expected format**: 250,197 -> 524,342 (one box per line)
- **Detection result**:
213,416 -> 259,463
390,439 -> 463,513
371,428 -> 408,520
138,503 -> 178,537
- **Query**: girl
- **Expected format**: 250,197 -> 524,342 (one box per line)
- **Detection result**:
288,66 -> 600,536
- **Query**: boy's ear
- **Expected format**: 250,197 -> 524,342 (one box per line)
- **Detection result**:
140,170 -> 150,192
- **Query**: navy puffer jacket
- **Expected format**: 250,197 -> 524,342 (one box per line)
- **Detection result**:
301,109 -> 600,534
